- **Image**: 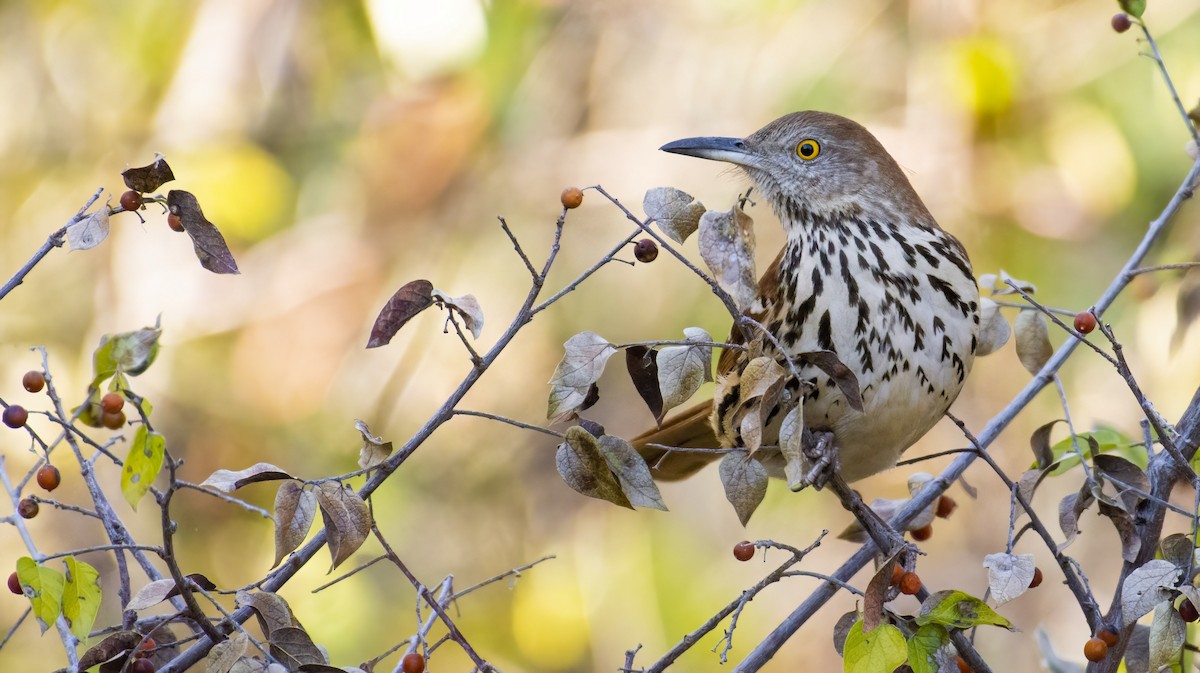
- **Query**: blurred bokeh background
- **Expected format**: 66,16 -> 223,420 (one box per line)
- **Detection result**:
1,0 -> 1200,670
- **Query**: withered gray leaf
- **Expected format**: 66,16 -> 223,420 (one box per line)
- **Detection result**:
597,435 -> 667,510
643,187 -> 704,244
982,552 -> 1036,605
201,463 -> 294,492
273,481 -> 317,568
238,590 -> 299,637
432,289 -> 485,339
778,403 -> 804,490
698,205 -> 758,311
1149,601 -> 1186,673
367,279 -> 435,348
1029,420 -> 1063,470
625,346 -> 663,422
66,209 -> 110,251
719,451 -> 768,526
997,270 -> 1037,295
121,156 -> 175,193
832,610 -> 858,656
975,298 -> 1010,357
167,190 -> 240,274
1097,500 -> 1141,563
798,350 -> 863,412
1120,559 -> 1177,622
314,482 -> 371,570
1014,309 -> 1052,375
269,626 -> 326,669
1160,534 -> 1193,570
1094,453 -> 1148,511
126,579 -> 178,611
657,327 -> 713,416
547,331 -> 618,421
1057,487 -> 1094,551
555,426 -> 632,509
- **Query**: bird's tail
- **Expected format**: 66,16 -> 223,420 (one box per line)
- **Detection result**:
631,401 -> 722,481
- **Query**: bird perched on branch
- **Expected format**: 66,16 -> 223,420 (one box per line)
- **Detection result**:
635,111 -> 979,485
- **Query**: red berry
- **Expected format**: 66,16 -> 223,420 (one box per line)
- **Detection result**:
401,652 -> 425,673
733,541 -> 755,562
7,572 -> 20,595
899,571 -> 922,595
1097,629 -> 1119,647
935,495 -> 957,519
890,563 -> 905,586
956,656 -> 971,673
101,392 -> 125,414
560,187 -> 584,209
1181,599 -> 1199,622
131,658 -> 156,673
910,524 -> 933,542
634,238 -> 659,263
1029,566 -> 1043,588
1084,637 -> 1109,662
1111,13 -> 1132,33
1073,311 -> 1097,334
101,410 -> 126,430
119,191 -> 144,212
3,405 -> 28,429
22,371 -> 45,393
17,498 -> 38,519
36,465 -> 60,491
167,213 -> 184,232
139,636 -> 157,653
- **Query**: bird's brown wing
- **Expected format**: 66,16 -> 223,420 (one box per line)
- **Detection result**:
631,249 -> 785,480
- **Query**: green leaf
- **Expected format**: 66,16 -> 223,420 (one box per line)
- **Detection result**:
62,557 -> 102,640
1119,0 -> 1146,19
91,321 -> 163,387
917,590 -> 1014,630
1042,427 -> 1138,476
843,619 -> 907,673
122,426 -> 165,510
906,624 -> 950,673
16,557 -> 65,634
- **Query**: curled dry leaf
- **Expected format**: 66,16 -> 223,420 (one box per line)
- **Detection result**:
975,298 -> 1010,356
1057,487 -> 1094,551
126,578 -> 178,611
239,590 -> 300,636
642,187 -> 705,244
547,331 -> 618,421
656,327 -> 713,417
91,318 -> 163,382
1094,453 -> 1148,511
201,463 -> 295,492
1120,559 -> 1177,622
206,632 -> 251,673
778,403 -> 804,490
625,346 -> 663,422
432,289 -> 485,339
354,419 -> 393,470
78,630 -> 144,670
269,625 -> 326,669
997,269 -> 1037,295
167,190 -> 240,274
555,426 -> 632,509
698,205 -> 758,311
314,482 -> 371,570
982,552 -> 1036,605
1098,501 -> 1141,563
1028,419 -> 1063,470
1014,309 -> 1053,375
273,481 -> 318,568
798,351 -> 863,412
66,208 -> 110,251
121,155 -> 175,193
863,552 -> 903,633
367,279 -> 435,348
719,451 -> 768,526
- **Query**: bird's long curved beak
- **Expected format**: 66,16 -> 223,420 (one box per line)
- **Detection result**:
660,136 -> 761,168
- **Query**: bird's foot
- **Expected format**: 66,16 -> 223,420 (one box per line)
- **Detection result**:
800,430 -> 839,490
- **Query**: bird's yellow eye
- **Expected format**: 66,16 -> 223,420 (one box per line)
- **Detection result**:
796,139 -> 820,160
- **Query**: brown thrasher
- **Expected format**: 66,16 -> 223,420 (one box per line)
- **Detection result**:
635,111 -> 980,485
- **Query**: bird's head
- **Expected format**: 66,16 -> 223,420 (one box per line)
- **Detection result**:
661,111 -> 935,230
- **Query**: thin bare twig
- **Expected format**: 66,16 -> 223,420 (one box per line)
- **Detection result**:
0,188 -> 104,301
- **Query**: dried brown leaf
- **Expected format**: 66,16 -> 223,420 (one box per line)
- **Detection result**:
79,630 -> 143,669
643,187 -> 704,244
597,435 -> 667,510
314,482 -> 371,570
167,190 -> 240,274
719,451 -> 768,526
66,208 -> 110,251
121,156 -> 175,193
1094,453 -> 1148,511
1057,487 -> 1094,551
1014,309 -> 1052,375
354,420 -> 393,470
1160,534 -> 1193,569
273,481 -> 317,568
798,350 -> 863,412
239,590 -> 299,637
126,579 -> 177,611
1172,275 -> 1200,351
206,632 -> 250,673
269,626 -> 326,669
433,290 -> 485,339
698,205 -> 758,310
366,279 -> 434,348
1098,500 -> 1141,563
863,554 -> 902,632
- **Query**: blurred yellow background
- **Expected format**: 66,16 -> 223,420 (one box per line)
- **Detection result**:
2,0 -> 1200,671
